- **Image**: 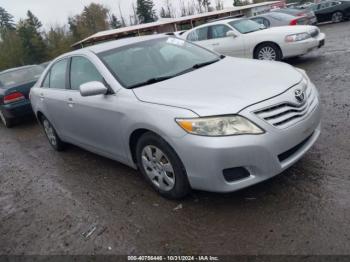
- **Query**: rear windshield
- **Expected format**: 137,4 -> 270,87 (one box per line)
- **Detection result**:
0,66 -> 44,88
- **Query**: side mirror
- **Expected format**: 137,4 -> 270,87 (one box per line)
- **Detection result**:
226,30 -> 237,38
79,81 -> 108,97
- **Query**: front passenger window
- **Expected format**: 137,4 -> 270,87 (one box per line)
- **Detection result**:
209,25 -> 231,39
49,59 -> 68,89
70,57 -> 104,90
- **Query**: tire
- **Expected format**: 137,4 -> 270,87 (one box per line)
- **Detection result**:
254,43 -> 282,61
136,132 -> 191,199
332,11 -> 343,23
40,116 -> 65,151
0,110 -> 14,128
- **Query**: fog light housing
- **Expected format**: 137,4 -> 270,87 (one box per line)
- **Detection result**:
223,167 -> 250,182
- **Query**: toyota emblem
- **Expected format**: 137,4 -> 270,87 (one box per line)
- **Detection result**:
295,89 -> 305,103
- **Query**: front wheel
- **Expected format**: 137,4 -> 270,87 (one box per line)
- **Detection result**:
136,132 -> 191,199
332,11 -> 343,23
254,43 -> 282,61
0,110 -> 14,128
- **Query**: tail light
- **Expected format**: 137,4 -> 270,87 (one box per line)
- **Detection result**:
290,19 -> 297,25
3,92 -> 25,104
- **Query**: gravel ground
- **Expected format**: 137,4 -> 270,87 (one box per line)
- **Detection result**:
0,21 -> 349,256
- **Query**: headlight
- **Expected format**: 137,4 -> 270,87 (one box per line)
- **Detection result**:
176,115 -> 264,136
285,32 -> 311,42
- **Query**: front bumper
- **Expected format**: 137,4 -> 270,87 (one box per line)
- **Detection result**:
0,99 -> 33,119
171,84 -> 321,193
283,32 -> 326,58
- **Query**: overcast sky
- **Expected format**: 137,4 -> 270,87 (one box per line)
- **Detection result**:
1,0 -> 233,29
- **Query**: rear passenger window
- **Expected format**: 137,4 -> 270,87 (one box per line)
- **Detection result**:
49,59 -> 68,89
70,57 -> 103,90
187,27 -> 209,42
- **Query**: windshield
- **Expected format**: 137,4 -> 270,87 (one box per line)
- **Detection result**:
229,19 -> 264,34
0,66 -> 44,88
98,37 -> 220,88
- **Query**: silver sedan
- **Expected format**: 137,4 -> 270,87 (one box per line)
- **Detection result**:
30,35 -> 321,199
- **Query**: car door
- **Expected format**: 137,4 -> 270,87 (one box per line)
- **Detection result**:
63,56 -> 125,160
40,58 -> 70,138
316,2 -> 333,22
206,24 -> 246,58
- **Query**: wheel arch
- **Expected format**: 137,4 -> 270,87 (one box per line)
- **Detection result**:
253,41 -> 283,59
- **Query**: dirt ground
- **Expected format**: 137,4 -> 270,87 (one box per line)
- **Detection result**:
0,21 -> 349,256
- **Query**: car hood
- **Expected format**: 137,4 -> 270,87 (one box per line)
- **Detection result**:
252,25 -> 318,36
133,57 -> 303,116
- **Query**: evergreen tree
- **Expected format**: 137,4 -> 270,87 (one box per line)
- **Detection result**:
110,14 -> 122,29
17,11 -> 47,64
68,3 -> 110,41
136,0 -> 157,24
0,7 -> 15,32
26,10 -> 42,29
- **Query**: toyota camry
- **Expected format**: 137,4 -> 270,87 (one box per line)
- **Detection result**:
30,35 -> 321,199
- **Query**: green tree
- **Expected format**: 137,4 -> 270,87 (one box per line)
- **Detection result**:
0,6 -> 15,32
26,10 -> 42,29
68,3 -> 110,41
0,30 -> 25,70
45,25 -> 73,59
17,11 -> 47,64
110,14 -> 122,29
136,0 -> 157,23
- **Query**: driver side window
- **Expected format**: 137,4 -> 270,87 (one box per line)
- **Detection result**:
208,24 -> 232,39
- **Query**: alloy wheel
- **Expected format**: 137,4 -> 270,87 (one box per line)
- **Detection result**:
332,12 -> 343,23
258,46 -> 277,61
141,145 -> 175,191
43,119 -> 57,146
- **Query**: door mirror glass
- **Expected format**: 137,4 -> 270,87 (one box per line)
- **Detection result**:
79,81 -> 108,97
226,30 -> 237,38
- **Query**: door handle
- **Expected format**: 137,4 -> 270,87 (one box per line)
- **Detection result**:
39,93 -> 44,101
211,43 -> 220,46
67,98 -> 75,108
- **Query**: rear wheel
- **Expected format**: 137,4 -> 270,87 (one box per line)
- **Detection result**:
254,43 -> 282,61
332,11 -> 343,23
41,116 -> 65,151
136,132 -> 191,199
0,110 -> 14,128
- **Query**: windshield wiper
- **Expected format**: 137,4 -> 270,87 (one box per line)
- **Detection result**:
128,76 -> 173,88
192,58 -> 220,69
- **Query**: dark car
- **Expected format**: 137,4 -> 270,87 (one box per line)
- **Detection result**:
272,8 -> 318,24
0,65 -> 44,127
302,1 -> 350,23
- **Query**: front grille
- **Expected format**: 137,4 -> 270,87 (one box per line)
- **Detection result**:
255,84 -> 318,129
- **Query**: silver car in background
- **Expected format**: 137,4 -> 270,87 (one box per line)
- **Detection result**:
30,35 -> 321,199
251,12 -> 311,28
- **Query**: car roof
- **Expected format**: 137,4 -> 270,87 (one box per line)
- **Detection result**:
63,34 -> 167,57
255,12 -> 296,18
188,17 -> 244,29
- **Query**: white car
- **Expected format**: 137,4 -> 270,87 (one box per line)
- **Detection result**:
181,18 -> 325,61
